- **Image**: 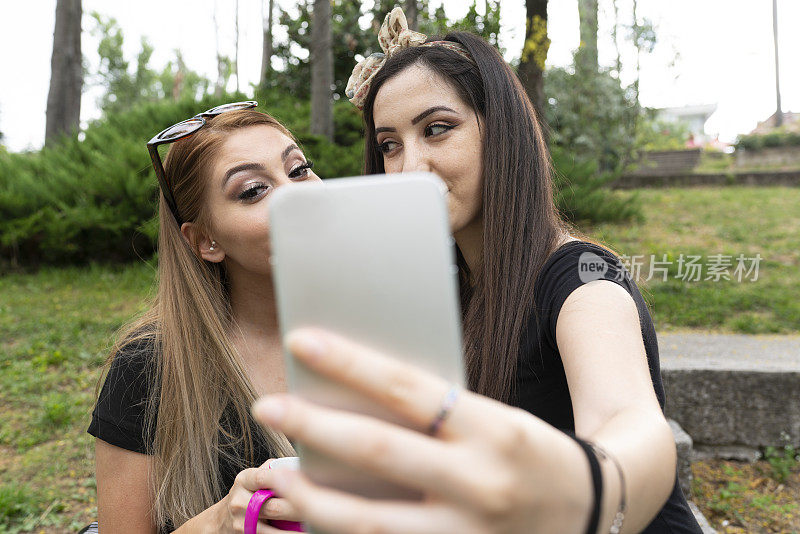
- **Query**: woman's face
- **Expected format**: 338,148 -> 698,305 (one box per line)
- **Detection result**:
200,124 -> 320,275
372,64 -> 484,234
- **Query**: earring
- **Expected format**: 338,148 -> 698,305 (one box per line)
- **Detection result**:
209,240 -> 217,252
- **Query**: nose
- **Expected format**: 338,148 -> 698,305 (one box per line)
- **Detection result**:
400,141 -> 431,174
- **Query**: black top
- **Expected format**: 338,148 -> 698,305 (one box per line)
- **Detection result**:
519,240 -> 701,533
87,336 -> 279,509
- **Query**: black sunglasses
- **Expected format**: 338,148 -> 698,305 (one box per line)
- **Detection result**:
147,101 -> 259,225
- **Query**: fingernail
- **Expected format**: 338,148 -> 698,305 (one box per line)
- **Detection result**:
286,330 -> 327,361
253,396 -> 288,426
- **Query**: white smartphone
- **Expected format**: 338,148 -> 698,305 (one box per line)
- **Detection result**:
268,172 -> 465,502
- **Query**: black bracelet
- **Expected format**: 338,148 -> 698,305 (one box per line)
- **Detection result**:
589,442 -> 627,534
566,433 -> 603,534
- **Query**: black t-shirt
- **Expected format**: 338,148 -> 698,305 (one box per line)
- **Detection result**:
520,240 -> 701,533
87,336 -> 279,498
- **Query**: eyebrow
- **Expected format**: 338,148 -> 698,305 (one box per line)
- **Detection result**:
222,144 -> 301,187
281,143 -> 300,161
223,163 -> 266,187
375,106 -> 459,135
411,106 -> 457,125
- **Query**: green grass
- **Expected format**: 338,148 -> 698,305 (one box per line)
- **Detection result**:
585,186 -> 800,333
0,262 -> 153,532
0,186 -> 798,531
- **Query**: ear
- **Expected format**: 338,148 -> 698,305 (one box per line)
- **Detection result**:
180,222 -> 225,263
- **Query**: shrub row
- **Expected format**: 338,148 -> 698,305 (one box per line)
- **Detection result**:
0,93 -> 640,268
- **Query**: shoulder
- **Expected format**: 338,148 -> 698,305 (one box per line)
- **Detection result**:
533,239 -> 638,347
89,332 -> 160,454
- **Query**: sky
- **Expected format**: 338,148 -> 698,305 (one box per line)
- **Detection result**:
1,0 -> 797,151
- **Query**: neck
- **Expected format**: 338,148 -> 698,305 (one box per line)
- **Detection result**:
454,215 -> 484,284
227,263 -> 280,339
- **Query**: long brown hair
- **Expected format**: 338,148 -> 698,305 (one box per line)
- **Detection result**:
362,33 -> 573,404
101,110 -> 295,530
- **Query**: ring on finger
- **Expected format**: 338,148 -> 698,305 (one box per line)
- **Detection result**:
428,384 -> 460,436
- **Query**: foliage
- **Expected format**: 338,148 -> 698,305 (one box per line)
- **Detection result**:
270,1 -> 502,100
634,110 -> 692,151
90,12 -> 211,113
764,443 -> 799,483
551,146 -> 642,225
0,94 -> 364,267
544,64 -> 639,173
736,128 -> 800,150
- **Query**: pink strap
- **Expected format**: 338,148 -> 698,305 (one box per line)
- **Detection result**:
244,489 -> 305,533
244,489 -> 275,534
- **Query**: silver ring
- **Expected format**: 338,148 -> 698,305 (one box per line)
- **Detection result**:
428,384 -> 460,435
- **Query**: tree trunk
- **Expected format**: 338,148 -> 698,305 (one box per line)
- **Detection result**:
577,0 -> 598,73
773,0 -> 782,127
517,0 -> 549,123
611,0 -> 622,76
260,0 -> 275,89
234,0 -> 240,93
45,0 -> 82,147
311,0 -> 334,141
632,0 -> 640,106
214,1 -> 223,97
405,0 -> 418,31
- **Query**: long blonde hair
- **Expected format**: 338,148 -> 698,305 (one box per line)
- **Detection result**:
104,110 -> 295,529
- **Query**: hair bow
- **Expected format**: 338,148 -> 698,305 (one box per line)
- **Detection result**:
345,7 -> 472,110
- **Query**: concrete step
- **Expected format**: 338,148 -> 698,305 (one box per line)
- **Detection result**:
658,332 -> 800,450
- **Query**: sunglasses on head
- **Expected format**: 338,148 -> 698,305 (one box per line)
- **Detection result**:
147,101 -> 259,226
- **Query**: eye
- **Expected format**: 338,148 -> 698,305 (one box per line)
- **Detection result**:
288,161 -> 314,179
238,183 -> 270,201
424,123 -> 454,137
377,140 -> 400,154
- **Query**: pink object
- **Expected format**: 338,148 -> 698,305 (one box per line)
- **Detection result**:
244,489 -> 304,533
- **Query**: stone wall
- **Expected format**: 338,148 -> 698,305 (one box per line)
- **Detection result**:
613,170 -> 800,189
736,146 -> 800,168
662,369 -> 800,449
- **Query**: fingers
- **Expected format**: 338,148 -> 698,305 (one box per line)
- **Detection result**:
284,328 -> 488,438
254,395 -> 479,498
235,467 -> 277,493
260,497 -> 301,523
269,469 -> 474,534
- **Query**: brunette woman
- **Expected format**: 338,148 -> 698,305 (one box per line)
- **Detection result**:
251,9 -> 702,534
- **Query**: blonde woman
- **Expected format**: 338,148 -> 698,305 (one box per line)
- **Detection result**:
88,103 -> 309,533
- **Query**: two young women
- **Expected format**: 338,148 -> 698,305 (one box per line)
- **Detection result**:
90,9 -> 702,533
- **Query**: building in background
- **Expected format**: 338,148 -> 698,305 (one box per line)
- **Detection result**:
750,110 -> 800,134
657,104 -> 718,145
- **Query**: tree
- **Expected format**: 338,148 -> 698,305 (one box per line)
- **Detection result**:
773,0 -> 782,127
90,13 -> 210,112
629,0 -> 656,107
234,0 -> 240,93
45,0 -> 82,146
260,0 -> 275,88
311,0 -> 334,141
405,0 -> 418,30
517,0 -> 549,122
577,0 -> 598,73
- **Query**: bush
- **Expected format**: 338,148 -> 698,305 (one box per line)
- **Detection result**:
551,146 -> 643,225
736,128 -> 800,151
0,94 -> 364,268
1,87 -> 639,268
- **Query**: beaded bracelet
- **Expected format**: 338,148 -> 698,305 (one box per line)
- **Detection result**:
589,441 -> 628,534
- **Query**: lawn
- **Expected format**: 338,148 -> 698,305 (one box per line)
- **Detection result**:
0,186 -> 798,532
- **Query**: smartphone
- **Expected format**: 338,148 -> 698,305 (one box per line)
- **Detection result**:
268,172 -> 465,502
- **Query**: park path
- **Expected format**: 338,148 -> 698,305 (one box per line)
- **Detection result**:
658,331 -> 800,371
